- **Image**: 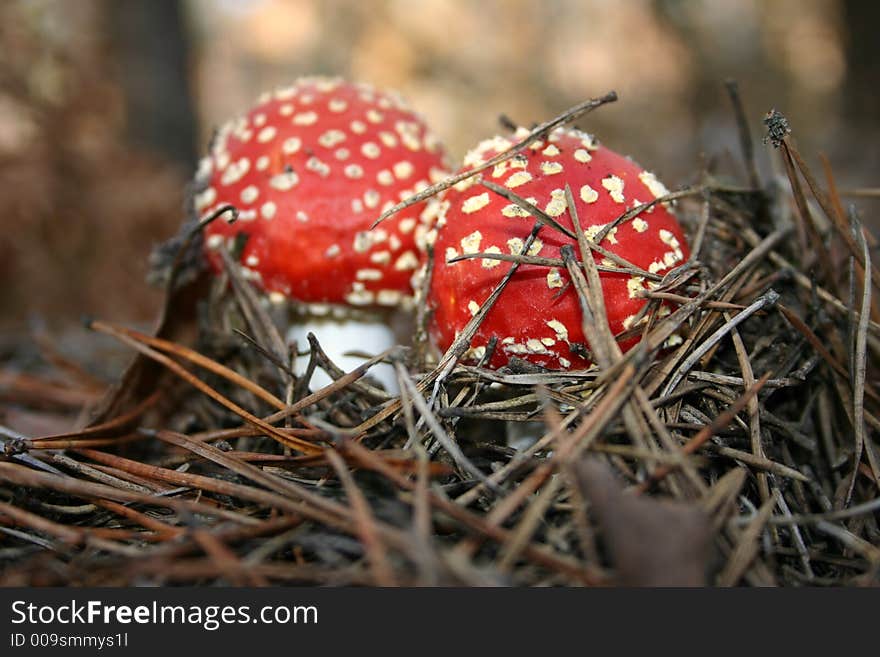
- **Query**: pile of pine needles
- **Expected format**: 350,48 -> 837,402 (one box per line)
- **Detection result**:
1,85 -> 878,586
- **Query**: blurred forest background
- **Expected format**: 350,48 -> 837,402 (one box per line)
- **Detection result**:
1,0 -> 877,337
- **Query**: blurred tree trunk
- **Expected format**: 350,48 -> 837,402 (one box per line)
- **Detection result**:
842,0 -> 879,128
105,0 -> 198,171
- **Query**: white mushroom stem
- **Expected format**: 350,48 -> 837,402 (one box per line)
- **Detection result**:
287,315 -> 399,393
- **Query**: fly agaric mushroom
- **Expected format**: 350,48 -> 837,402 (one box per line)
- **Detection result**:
193,77 -> 449,388
427,126 -> 689,370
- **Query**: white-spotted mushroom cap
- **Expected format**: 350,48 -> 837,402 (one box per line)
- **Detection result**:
195,76 -> 449,310
428,126 -> 689,370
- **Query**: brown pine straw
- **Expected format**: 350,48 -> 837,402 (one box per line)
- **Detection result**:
1,92 -> 878,586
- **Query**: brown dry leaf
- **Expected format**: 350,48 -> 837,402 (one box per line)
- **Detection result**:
85,269 -> 211,428
573,459 -> 713,586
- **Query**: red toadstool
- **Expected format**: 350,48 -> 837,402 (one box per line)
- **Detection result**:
427,126 -> 689,371
193,76 -> 449,388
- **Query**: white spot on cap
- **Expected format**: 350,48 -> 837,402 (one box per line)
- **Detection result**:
377,170 -> 394,186
460,230 -> 483,254
240,185 -> 259,204
393,161 -> 414,179
546,268 -> 564,288
481,245 -> 502,268
583,224 -> 616,245
195,187 -> 217,210
206,234 -> 224,250
353,231 -> 373,253
325,244 -> 341,258
270,171 -> 299,190
215,150 -> 230,171
379,131 -> 398,148
292,111 -> 318,125
350,120 -> 367,134
526,338 -> 549,354
663,251 -> 680,267
371,250 -> 391,264
328,99 -> 348,113
245,254 -> 260,267
257,126 -> 277,143
462,193 -> 490,214
580,184 -> 599,203
256,156 -> 270,171
540,161 -> 563,175
240,266 -> 261,281
501,199 -> 536,218
356,268 -> 383,281
507,237 -> 524,254
602,175 -> 626,203
279,104 -> 294,116
463,345 -> 487,361
399,218 -> 416,234
505,171 -> 533,188
282,137 -> 302,154
527,238 -> 543,256
296,210 -> 309,222
639,171 -> 670,200
394,250 -> 419,270
468,300 -> 480,315
659,229 -> 680,248
627,276 -> 646,299
345,164 -> 364,179
220,158 -> 250,186
261,201 -> 276,220
453,178 -> 476,192
559,357 -> 571,368
345,289 -> 374,306
429,167 -> 447,184
632,217 -> 649,233
361,142 -> 381,159
377,289 -> 402,306
318,129 -> 346,148
306,156 -> 331,177
544,189 -> 567,217
542,144 -> 560,157
547,319 -> 569,342
623,314 -> 645,330
364,189 -> 381,209
366,109 -> 383,123
574,149 -> 592,163
196,156 -> 213,180
492,161 -> 510,178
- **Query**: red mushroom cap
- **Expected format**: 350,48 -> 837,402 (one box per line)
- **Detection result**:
428,126 -> 690,370
195,77 -> 449,309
